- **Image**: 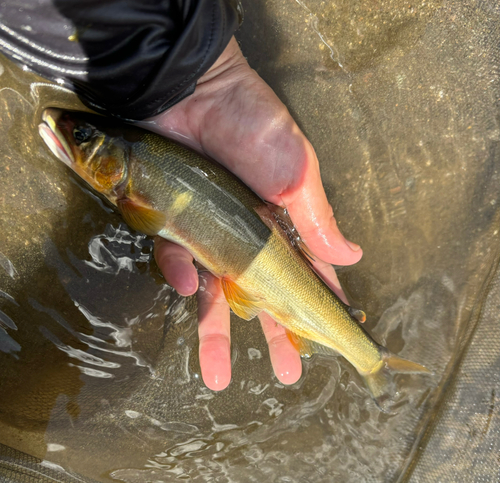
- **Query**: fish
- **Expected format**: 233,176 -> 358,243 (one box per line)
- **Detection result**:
38,108 -> 431,408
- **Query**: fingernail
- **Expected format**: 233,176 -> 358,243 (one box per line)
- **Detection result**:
345,239 -> 361,251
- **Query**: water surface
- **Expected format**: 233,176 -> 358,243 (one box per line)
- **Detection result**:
1,0 -> 499,481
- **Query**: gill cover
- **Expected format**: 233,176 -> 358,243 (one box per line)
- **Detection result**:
39,108 -> 129,198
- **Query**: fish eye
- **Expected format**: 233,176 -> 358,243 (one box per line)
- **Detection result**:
73,126 -> 93,144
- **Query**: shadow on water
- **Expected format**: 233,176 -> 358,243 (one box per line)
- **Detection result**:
0,0 -> 500,482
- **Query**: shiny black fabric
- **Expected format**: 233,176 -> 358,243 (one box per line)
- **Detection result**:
0,0 -> 240,119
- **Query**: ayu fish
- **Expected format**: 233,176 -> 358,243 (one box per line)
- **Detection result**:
39,108 -> 430,407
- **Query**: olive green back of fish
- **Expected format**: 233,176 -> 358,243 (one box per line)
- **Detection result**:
121,131 -> 273,278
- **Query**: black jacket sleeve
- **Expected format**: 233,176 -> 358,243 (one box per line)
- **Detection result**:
0,0 -> 241,119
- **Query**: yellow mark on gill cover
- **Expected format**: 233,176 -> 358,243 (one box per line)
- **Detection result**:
170,191 -> 193,215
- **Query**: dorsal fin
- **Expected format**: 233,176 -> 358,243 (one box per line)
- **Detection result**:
220,278 -> 263,320
117,197 -> 167,236
266,203 -> 316,262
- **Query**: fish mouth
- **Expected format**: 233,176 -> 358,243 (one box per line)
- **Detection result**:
38,108 -> 75,167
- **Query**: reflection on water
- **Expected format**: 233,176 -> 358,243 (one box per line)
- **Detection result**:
0,0 -> 499,481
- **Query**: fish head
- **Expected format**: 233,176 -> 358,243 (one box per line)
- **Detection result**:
39,108 -> 129,203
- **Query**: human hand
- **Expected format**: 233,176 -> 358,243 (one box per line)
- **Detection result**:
148,37 -> 362,390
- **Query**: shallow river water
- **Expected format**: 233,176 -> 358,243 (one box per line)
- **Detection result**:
1,0 -> 500,482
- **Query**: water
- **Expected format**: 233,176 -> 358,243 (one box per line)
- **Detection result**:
1,0 -> 499,481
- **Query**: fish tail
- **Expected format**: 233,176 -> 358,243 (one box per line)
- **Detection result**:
363,349 -> 433,412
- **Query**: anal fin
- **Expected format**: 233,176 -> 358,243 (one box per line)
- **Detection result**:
285,329 -> 338,358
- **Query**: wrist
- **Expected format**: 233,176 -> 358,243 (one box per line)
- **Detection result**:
197,37 -> 248,85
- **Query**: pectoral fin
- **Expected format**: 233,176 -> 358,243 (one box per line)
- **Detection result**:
220,278 -> 263,320
117,197 -> 167,236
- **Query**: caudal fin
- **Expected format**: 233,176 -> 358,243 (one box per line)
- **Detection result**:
363,350 -> 433,412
